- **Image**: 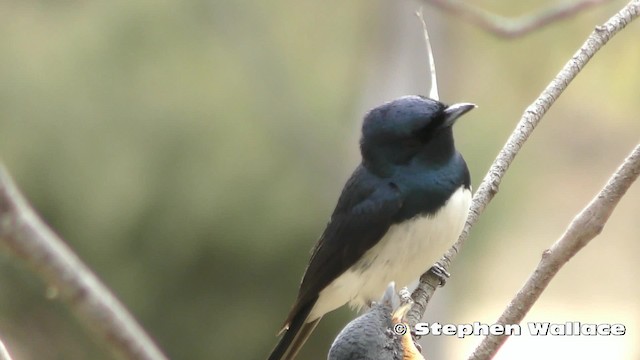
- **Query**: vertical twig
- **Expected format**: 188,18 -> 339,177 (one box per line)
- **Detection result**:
416,9 -> 439,100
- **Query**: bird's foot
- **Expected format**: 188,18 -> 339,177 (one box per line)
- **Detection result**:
409,329 -> 423,352
366,299 -> 375,309
413,339 -> 422,353
429,263 -> 450,287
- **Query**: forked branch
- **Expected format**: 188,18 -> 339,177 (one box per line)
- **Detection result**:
407,0 -> 640,327
421,0 -> 614,38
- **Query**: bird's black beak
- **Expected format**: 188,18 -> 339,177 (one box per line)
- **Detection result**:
442,103 -> 476,128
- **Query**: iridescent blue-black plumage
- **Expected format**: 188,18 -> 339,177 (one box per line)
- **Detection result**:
268,96 -> 474,360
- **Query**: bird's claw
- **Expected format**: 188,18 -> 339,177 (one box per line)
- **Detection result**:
409,328 -> 423,352
413,340 -> 422,353
429,263 -> 450,287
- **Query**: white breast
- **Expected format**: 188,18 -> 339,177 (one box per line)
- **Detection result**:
309,186 -> 471,321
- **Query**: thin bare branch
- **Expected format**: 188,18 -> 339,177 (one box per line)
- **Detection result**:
0,166 -> 168,360
416,8 -> 439,100
422,0 -> 613,38
470,143 -> 640,359
0,337 -> 13,360
407,0 -> 640,327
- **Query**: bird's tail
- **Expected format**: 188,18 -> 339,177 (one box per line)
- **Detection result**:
268,300 -> 320,360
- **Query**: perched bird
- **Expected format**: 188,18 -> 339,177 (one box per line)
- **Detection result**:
328,283 -> 425,360
268,95 -> 475,360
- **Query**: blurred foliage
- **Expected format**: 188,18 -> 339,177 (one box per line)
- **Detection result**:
0,0 -> 639,359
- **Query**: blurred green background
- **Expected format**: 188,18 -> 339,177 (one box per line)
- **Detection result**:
0,0 -> 639,359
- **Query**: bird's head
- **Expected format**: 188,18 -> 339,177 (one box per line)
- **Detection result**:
360,95 -> 475,173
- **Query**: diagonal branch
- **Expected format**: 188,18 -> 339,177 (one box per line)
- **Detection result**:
421,0 -> 614,38
407,0 -> 640,327
470,143 -> 640,359
0,337 -> 13,360
0,166 -> 168,360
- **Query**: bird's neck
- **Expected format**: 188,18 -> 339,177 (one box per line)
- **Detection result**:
363,128 -> 457,177
415,127 -> 456,165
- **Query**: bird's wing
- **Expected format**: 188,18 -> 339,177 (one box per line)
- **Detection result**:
284,167 -> 403,326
